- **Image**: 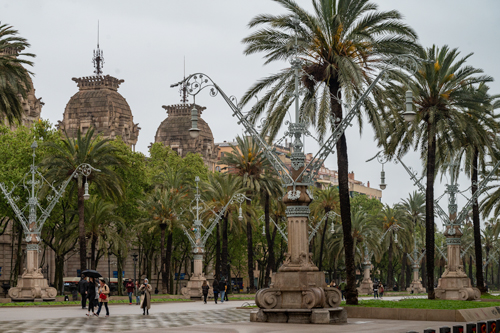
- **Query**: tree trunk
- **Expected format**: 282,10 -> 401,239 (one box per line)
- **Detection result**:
425,124 -> 436,298
78,184 -> 87,272
264,191 -> 275,288
165,231 -> 173,294
246,199 -> 255,292
386,234 -> 394,288
215,223 -> 220,281
55,254 -> 65,294
221,215 -> 229,280
117,252 -> 124,296
400,252 -> 407,291
90,234 -> 97,270
318,212 -> 330,272
471,148 -> 486,293
160,224 -> 167,293
329,81 -> 357,305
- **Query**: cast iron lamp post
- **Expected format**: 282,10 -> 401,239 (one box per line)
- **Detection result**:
180,176 -> 250,299
171,21 -> 429,320
132,253 -> 138,298
0,141 -> 99,301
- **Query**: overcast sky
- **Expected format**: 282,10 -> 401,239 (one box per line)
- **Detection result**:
3,0 -> 500,228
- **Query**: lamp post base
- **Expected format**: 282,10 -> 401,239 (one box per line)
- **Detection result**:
435,275 -> 480,301
357,279 -> 373,295
181,275 -> 213,299
8,269 -> 57,301
406,281 -> 426,294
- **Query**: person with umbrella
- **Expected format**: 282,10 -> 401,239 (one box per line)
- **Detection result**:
139,278 -> 152,315
78,275 -> 88,309
85,277 -> 98,317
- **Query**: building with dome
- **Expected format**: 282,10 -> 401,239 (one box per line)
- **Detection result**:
57,75 -> 140,150
155,103 -> 218,171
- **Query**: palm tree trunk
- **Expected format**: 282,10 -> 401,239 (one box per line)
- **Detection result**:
90,235 -> 97,270
78,184 -> 87,272
400,252 -> 407,290
318,213 -> 329,272
215,223 -> 221,281
425,124 -> 436,298
165,231 -> 173,294
117,252 -> 124,296
387,234 -> 394,288
221,215 -> 229,280
160,224 -> 167,293
329,81 -> 357,305
246,199 -> 255,292
472,148 -> 486,293
264,191 -> 275,287
55,254 -> 65,294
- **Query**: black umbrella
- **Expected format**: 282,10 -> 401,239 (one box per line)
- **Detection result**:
81,269 -> 102,278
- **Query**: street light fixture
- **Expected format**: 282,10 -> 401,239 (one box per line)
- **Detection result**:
189,104 -> 201,138
402,89 -> 416,122
366,151 -> 389,190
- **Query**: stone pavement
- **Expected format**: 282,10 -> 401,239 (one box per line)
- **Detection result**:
0,298 -> 457,333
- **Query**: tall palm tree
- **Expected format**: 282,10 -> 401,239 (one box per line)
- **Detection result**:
203,173 -> 245,281
241,0 -> 419,304
40,128 -> 125,272
384,45 -> 492,298
310,187 -> 340,271
141,166 -> 188,293
84,197 -> 126,270
219,135 -> 271,292
0,22 -> 34,124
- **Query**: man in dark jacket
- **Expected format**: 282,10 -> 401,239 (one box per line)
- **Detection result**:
219,278 -> 226,303
78,275 -> 88,309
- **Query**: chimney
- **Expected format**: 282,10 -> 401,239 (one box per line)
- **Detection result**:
348,172 -> 355,180
367,181 -> 370,188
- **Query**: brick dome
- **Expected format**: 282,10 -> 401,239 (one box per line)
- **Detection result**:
58,75 -> 140,150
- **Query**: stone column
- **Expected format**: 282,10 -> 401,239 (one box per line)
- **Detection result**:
435,226 -> 479,300
357,263 -> 373,295
406,263 -> 426,293
181,246 -> 211,299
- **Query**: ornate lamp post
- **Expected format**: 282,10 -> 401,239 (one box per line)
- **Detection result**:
180,176 -> 250,299
132,253 -> 138,299
171,24 -> 429,323
0,141 -> 99,301
357,245 -> 375,295
396,155 -> 500,300
366,152 -> 389,190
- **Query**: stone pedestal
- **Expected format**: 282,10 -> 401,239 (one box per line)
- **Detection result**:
435,227 -> 480,301
406,266 -> 426,293
357,264 -> 373,295
9,244 -> 57,301
181,253 -> 212,299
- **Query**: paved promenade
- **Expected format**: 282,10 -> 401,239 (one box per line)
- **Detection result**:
0,297 -> 455,333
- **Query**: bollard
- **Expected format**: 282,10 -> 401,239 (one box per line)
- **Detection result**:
487,320 -> 497,333
424,329 -> 436,333
453,325 -> 464,333
440,327 -> 451,333
478,322 -> 487,333
466,323 -> 477,333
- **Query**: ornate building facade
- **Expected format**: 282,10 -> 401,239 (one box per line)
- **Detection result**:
57,75 -> 140,150
155,103 -> 218,171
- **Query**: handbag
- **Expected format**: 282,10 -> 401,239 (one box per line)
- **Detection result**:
99,293 -> 107,301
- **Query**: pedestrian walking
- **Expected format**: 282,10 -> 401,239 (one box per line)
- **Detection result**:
85,277 -> 97,317
224,279 -> 229,302
339,281 -> 346,300
96,279 -> 110,317
139,278 -> 152,315
78,275 -> 88,309
373,282 -> 379,299
212,279 -> 219,304
125,279 -> 135,305
202,280 -> 210,304
378,283 -> 384,299
135,280 -> 140,305
219,278 -> 226,303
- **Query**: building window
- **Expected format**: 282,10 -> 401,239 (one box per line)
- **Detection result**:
220,152 -> 225,158
216,166 -> 220,172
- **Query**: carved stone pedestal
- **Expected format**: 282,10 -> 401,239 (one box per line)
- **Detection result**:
180,253 -> 212,299
9,246 -> 57,301
435,227 -> 480,301
406,266 -> 426,293
357,264 -> 373,295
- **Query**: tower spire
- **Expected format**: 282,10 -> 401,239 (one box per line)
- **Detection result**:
180,56 -> 188,103
93,21 -> 104,75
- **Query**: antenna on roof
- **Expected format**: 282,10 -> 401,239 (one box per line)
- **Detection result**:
93,21 -> 104,75
180,56 -> 189,103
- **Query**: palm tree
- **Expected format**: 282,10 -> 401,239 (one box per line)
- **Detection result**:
40,128 -> 125,272
384,45 -> 492,298
84,197 -> 126,270
0,22 -> 34,124
203,173 -> 245,282
219,135 -> 272,292
241,0 -> 419,304
310,187 -> 340,271
141,166 -> 188,293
